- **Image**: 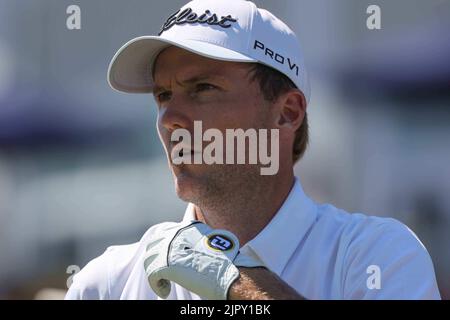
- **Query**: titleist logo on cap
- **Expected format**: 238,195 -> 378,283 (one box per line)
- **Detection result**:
159,8 -> 238,35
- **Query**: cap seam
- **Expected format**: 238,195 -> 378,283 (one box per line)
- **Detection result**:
245,1 -> 256,56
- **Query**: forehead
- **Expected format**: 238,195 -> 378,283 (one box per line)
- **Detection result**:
153,46 -> 250,83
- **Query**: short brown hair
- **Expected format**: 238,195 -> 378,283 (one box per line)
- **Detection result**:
248,63 -> 309,164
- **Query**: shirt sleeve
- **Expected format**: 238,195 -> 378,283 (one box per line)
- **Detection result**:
65,250 -> 111,300
342,218 -> 441,299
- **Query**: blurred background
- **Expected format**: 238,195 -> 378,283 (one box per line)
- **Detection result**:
0,0 -> 449,299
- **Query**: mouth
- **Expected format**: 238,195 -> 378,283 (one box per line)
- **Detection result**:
178,149 -> 196,157
171,145 -> 201,164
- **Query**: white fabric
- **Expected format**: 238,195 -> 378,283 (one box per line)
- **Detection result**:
107,0 -> 310,103
65,177 -> 441,300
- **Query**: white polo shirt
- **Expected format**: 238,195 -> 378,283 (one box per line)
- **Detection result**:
65,177 -> 441,300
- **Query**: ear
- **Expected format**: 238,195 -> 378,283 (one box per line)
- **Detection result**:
276,89 -> 307,132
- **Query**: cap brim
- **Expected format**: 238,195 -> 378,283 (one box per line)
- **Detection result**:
107,36 -> 257,94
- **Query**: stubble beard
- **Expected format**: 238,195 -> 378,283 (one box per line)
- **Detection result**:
174,162 -> 263,216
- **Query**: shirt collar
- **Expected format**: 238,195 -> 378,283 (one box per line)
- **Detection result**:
181,177 -> 317,276
244,177 -> 317,275
182,203 -> 197,222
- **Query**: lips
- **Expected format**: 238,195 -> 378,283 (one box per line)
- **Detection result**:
178,149 -> 196,157
171,144 -> 201,164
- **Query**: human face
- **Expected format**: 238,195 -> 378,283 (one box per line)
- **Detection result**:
153,46 -> 273,204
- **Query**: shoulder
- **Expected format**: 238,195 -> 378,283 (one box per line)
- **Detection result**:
316,205 -> 440,299
65,221 -> 178,300
315,203 -> 426,250
338,211 -> 429,267
65,242 -> 140,300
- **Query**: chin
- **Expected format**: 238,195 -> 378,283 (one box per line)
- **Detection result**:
172,167 -> 205,203
171,163 -> 229,204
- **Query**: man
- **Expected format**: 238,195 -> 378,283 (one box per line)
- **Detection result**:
66,0 -> 441,299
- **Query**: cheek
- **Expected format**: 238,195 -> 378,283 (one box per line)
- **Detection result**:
156,117 -> 169,149
225,96 -> 267,127
156,115 -> 162,138
156,114 -> 162,133
216,91 -> 260,117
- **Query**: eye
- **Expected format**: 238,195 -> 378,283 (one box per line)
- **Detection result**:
156,91 -> 172,103
195,83 -> 217,92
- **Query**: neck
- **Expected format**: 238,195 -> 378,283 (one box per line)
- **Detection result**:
194,172 -> 295,246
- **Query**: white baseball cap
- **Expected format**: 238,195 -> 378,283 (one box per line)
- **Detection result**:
108,0 -> 310,103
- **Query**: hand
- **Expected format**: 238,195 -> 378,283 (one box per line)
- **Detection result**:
143,221 -> 265,300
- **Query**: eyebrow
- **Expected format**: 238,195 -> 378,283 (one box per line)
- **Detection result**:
152,74 -> 225,95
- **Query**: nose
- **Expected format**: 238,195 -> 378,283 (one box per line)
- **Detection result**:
158,95 -> 192,134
